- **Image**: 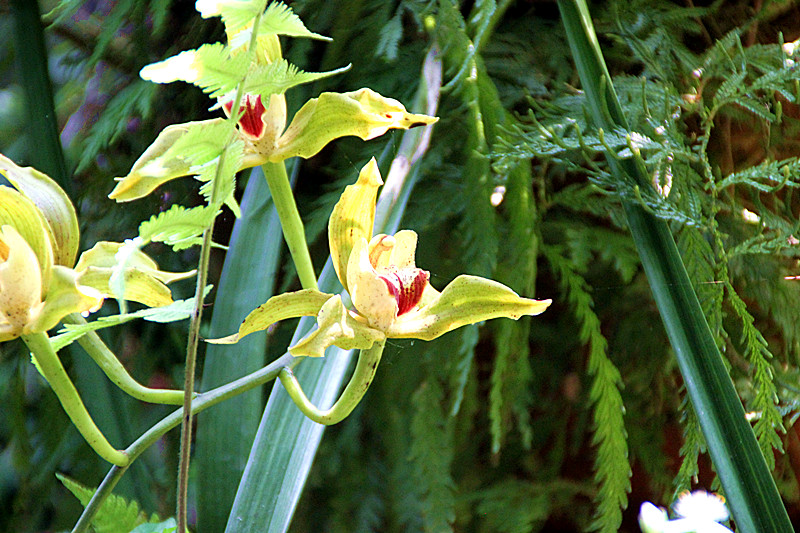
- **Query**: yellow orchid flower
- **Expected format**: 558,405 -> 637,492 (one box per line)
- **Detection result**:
109,19 -> 437,202
0,155 -> 193,340
209,159 -> 551,423
0,154 -> 194,465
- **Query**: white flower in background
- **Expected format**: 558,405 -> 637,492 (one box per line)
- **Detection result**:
639,490 -> 733,533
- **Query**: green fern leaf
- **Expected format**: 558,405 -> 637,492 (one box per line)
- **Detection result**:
139,204 -> 219,250
56,474 -> 159,533
375,14 -> 403,61
244,60 -> 350,100
726,282 -> 785,468
410,379 -> 456,533
542,245 -> 631,533
257,1 -> 331,41
191,42 -> 250,99
213,0 -> 267,34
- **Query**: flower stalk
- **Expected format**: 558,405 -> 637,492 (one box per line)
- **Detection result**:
279,339 -> 385,424
22,331 -> 129,466
262,161 -> 318,290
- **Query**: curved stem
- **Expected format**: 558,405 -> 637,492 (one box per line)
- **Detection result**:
279,339 -> 385,425
63,313 -> 185,405
71,352 -> 295,533
262,161 -> 319,291
22,332 -> 129,466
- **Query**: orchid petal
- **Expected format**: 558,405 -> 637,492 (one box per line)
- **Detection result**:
0,154 -> 79,267
75,242 -> 195,307
386,275 -> 551,340
0,225 -> 44,340
0,186 -> 54,289
270,89 -> 437,162
289,295 -> 384,357
347,237 -> 398,331
140,49 -> 202,84
30,265 -> 104,334
109,119 -> 227,202
328,158 -> 382,291
207,289 -> 333,344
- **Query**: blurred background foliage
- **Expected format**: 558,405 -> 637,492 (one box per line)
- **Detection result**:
3,0 -> 800,532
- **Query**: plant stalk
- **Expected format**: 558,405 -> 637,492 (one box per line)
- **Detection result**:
262,161 -> 319,291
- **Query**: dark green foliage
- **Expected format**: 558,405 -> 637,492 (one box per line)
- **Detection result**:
5,0 -> 800,532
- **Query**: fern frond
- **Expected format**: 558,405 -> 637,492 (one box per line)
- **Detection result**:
725,282 -> 785,467
139,204 -> 218,250
673,396 -> 707,496
244,60 -> 350,100
542,245 -> 630,533
77,81 -> 156,172
257,1 -> 331,41
376,14 -> 403,61
410,379 -> 456,533
57,474 -> 160,533
191,42 -> 250,99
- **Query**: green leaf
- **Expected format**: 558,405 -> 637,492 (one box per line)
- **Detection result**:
196,167 -> 285,533
139,204 -> 218,251
257,1 -> 331,41
56,473 -> 158,533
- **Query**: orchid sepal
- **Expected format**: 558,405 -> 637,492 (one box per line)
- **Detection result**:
74,241 -> 196,307
207,288 -> 334,345
109,119 -> 227,202
385,275 -> 551,340
268,89 -> 438,163
0,225 -> 44,341
328,158 -> 382,292
0,184 -> 54,288
31,266 -> 104,334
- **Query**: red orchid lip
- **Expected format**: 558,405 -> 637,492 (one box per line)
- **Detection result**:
379,268 -> 430,316
224,94 -> 266,139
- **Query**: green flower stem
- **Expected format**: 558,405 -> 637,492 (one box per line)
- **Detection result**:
175,10 -> 265,531
71,352 -> 295,533
279,339 -> 386,425
262,161 -> 319,291
62,313 -> 185,405
21,331 -> 128,466
557,1 -> 793,531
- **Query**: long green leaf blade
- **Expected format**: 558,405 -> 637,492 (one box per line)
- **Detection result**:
556,1 -> 793,531
196,167 -> 285,533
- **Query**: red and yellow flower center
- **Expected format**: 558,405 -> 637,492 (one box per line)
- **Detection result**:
379,268 -> 429,315
223,94 -> 266,139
